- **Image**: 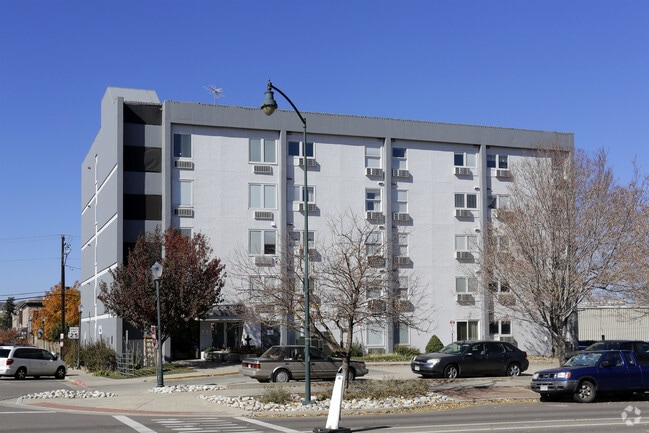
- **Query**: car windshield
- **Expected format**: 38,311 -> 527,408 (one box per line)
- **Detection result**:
564,352 -> 602,367
585,341 -> 617,350
439,342 -> 471,355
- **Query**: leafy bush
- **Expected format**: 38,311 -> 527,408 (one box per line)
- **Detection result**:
394,345 -> 420,358
351,340 -> 364,357
259,385 -> 293,404
425,335 -> 444,353
80,339 -> 117,373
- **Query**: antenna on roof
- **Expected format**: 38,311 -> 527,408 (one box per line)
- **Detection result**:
203,85 -> 224,104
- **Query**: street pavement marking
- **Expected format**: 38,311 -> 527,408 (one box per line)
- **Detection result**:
236,417 -> 301,433
114,415 -> 157,433
153,417 -> 264,433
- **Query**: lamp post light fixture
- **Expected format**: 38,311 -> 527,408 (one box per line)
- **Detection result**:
262,80 -> 312,404
151,261 -> 164,387
77,304 -> 83,369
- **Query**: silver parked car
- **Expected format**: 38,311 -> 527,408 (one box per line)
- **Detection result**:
240,345 -> 368,383
0,345 -> 66,380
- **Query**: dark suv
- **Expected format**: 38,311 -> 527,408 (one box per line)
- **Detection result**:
565,340 -> 649,365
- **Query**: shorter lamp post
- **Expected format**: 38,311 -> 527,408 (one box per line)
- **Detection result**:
151,261 -> 164,387
41,316 -> 45,349
77,304 -> 83,369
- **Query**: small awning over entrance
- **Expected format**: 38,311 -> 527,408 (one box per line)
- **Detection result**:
204,304 -> 245,322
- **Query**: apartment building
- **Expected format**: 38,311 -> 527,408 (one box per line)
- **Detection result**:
81,87 -> 573,358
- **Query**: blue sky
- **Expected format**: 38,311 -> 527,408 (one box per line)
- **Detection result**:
1,1 -> 647,302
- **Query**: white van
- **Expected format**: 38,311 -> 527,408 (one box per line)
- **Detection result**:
0,345 -> 66,379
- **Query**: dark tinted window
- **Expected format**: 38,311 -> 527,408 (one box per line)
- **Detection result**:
0,349 -> 10,357
14,348 -> 42,359
624,352 -> 637,366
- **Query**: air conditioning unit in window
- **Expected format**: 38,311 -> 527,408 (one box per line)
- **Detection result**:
365,167 -> 384,177
174,160 -> 194,170
454,167 -> 471,176
174,208 -> 194,217
392,212 -> 410,221
456,293 -> 474,303
392,169 -> 410,178
254,211 -> 274,220
455,251 -> 473,260
368,255 -> 385,267
455,209 -> 473,218
298,203 -> 317,212
298,157 -> 317,167
366,211 -> 384,222
496,169 -> 511,178
395,256 -> 411,267
253,165 -> 273,174
254,255 -> 275,266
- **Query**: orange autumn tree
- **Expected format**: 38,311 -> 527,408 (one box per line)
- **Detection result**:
41,282 -> 81,341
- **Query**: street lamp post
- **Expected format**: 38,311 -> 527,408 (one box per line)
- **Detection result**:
41,316 -> 45,349
261,80 -> 312,404
77,304 -> 83,369
151,261 -> 164,387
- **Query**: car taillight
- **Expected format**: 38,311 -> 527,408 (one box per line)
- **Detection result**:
6,359 -> 13,366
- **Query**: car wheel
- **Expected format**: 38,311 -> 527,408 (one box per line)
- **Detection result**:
272,369 -> 290,383
55,366 -> 66,379
14,367 -> 27,380
443,364 -> 459,379
506,362 -> 521,377
573,380 -> 596,403
346,369 -> 356,382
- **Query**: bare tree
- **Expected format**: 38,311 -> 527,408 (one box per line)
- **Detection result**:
230,210 -> 430,382
482,143 -> 649,361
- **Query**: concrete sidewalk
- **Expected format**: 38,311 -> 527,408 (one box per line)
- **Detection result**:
7,359 -> 553,416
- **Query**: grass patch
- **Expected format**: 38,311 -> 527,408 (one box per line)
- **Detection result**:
314,378 -> 430,401
95,363 -> 194,379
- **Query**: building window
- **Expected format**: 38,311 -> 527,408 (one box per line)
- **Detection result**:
288,140 -> 314,157
249,230 -> 276,255
393,190 -> 408,213
487,154 -> 509,169
454,151 -> 476,167
456,320 -> 479,340
456,276 -> 478,293
397,276 -> 409,300
488,280 -> 511,293
365,146 -> 382,168
488,194 -> 509,209
290,185 -> 315,203
392,147 -> 407,170
455,234 -> 478,252
249,184 -> 277,209
366,232 -> 383,256
124,146 -> 161,173
366,326 -> 384,346
489,320 -> 512,336
394,322 -> 409,345
178,228 -> 192,238
289,231 -> 314,245
249,138 -> 276,163
173,134 -> 192,158
396,233 -> 408,257
455,193 -> 477,209
366,189 -> 381,211
172,180 -> 193,206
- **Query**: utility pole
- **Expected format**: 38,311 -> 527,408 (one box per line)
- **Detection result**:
60,235 -> 70,359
